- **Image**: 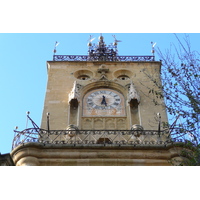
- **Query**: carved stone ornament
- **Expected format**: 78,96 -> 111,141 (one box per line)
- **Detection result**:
131,124 -> 144,131
68,81 -> 82,103
66,124 -> 79,137
97,64 -> 109,73
99,74 -> 109,81
128,81 -> 140,103
66,124 -> 79,130
97,64 -> 109,80
131,124 -> 144,137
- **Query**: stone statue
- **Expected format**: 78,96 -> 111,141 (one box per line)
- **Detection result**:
128,81 -> 140,104
68,81 -> 82,103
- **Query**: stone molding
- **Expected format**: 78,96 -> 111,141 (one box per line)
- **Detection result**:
11,142 -> 183,166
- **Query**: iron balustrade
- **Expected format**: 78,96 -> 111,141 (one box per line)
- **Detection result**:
12,128 -> 173,150
53,55 -> 155,62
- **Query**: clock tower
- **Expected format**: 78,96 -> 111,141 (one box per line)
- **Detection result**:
41,35 -> 167,132
11,34 -> 183,166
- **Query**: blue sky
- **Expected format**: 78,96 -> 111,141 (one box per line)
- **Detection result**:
0,33 -> 200,154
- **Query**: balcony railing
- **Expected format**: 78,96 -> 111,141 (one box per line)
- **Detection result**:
12,128 -> 174,150
53,55 -> 155,62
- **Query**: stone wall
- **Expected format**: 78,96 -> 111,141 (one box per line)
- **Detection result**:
41,61 -> 167,131
11,143 -> 183,166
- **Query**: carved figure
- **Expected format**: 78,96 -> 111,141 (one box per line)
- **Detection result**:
128,81 -> 140,104
68,81 -> 82,103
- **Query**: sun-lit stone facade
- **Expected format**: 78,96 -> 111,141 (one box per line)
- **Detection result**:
11,35 -> 182,166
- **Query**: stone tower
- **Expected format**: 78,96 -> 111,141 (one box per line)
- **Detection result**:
11,35 -> 181,166
41,35 -> 167,131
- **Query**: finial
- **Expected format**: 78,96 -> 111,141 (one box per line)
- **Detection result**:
47,112 -> 50,133
53,41 -> 59,55
87,34 -> 118,61
87,35 -> 95,46
99,33 -> 104,40
151,41 -> 156,56
112,35 -> 122,46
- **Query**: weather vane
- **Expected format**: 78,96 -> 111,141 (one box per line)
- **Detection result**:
87,35 -> 95,47
151,41 -> 156,57
112,35 -> 122,44
53,41 -> 59,56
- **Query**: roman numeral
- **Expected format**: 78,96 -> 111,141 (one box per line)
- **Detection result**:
88,102 -> 93,106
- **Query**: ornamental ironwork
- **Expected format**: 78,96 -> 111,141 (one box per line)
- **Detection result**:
12,128 -> 172,150
53,55 -> 155,62
53,34 -> 155,62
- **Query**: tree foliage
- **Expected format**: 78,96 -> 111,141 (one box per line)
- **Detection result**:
151,34 -> 200,165
155,34 -> 199,144
143,34 -> 200,165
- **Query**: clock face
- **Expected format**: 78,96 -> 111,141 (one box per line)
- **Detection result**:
83,89 -> 125,116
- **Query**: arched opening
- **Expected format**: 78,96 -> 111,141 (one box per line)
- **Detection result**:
117,75 -> 130,80
73,69 -> 93,80
77,75 -> 90,80
129,99 -> 140,126
68,99 -> 79,126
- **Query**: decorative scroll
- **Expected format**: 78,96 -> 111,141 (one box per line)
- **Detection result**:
53,55 -> 88,61
117,56 -> 154,62
12,128 -> 171,149
53,55 -> 155,62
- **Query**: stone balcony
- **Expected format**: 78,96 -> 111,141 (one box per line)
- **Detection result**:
12,128 -> 172,150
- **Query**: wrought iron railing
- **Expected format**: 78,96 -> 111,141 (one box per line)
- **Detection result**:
12,128 -> 173,150
53,55 -> 155,62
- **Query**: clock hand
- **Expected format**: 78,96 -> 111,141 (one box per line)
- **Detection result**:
101,95 -> 107,106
